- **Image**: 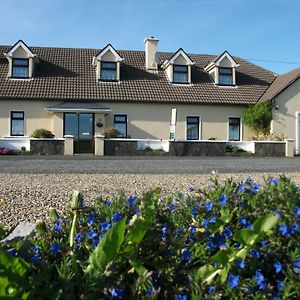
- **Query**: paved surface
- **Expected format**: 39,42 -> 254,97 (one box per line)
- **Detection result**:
0,156 -> 299,174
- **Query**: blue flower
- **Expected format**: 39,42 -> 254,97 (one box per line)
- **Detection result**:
7,248 -> 16,256
208,285 -> 215,294
176,294 -> 187,300
51,242 -> 59,255
100,221 -> 111,232
111,288 -> 126,299
168,202 -> 175,211
277,280 -> 284,292
237,183 -> 247,193
219,194 -> 228,206
223,227 -> 233,239
236,259 -> 245,269
252,183 -> 261,192
112,213 -> 123,222
294,205 -> 300,218
161,224 -> 168,241
92,238 -> 99,249
88,229 -> 97,240
30,254 -> 39,263
127,195 -> 138,208
191,206 -> 198,218
278,223 -> 288,236
53,219 -> 63,232
214,233 -> 227,249
202,218 -> 209,228
260,239 -> 268,247
239,216 -> 247,225
268,177 -> 279,185
227,273 -> 239,289
274,209 -> 281,219
250,248 -> 261,259
32,245 -> 40,254
205,202 -> 213,212
209,215 -> 216,224
254,271 -> 266,290
188,186 -> 195,192
145,286 -> 153,295
104,199 -> 112,207
293,258 -> 300,273
290,223 -> 300,234
87,214 -> 96,226
75,233 -> 83,242
181,247 -> 191,263
274,260 -> 282,273
189,225 -> 196,235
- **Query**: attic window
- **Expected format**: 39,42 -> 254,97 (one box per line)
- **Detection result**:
100,62 -> 117,81
219,67 -> 233,85
173,65 -> 188,83
12,58 -> 29,78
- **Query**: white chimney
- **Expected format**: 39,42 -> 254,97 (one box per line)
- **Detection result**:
144,37 -> 159,71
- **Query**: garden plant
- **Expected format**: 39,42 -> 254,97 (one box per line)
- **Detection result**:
0,175 -> 299,299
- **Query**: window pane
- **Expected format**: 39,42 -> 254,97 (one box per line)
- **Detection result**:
187,117 -> 199,140
12,66 -> 29,78
219,74 -> 233,85
229,118 -> 240,141
174,65 -> 188,72
114,115 -> 126,122
219,67 -> 232,75
102,62 -> 116,69
13,59 -> 28,66
12,112 -> 24,119
101,69 -> 117,80
11,119 -> 24,136
114,123 -> 126,137
174,72 -> 188,83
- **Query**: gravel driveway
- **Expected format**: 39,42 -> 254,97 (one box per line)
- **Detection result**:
0,156 -> 299,228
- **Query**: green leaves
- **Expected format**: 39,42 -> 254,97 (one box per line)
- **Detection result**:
0,250 -> 31,299
85,217 -> 126,280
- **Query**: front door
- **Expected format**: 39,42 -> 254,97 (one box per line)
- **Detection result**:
64,113 -> 94,154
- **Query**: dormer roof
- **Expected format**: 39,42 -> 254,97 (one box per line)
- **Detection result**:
92,44 -> 123,65
4,40 -> 39,62
162,48 -> 194,68
204,51 -> 239,71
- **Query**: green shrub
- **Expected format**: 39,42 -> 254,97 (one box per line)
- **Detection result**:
101,127 -> 120,138
0,176 -> 299,299
243,102 -> 273,134
31,129 -> 55,138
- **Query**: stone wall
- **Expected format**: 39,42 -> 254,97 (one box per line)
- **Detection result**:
104,140 -> 138,156
30,139 -> 64,155
254,142 -> 286,157
169,141 -> 227,156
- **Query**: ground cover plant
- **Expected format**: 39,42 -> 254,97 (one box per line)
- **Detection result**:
0,175 -> 299,299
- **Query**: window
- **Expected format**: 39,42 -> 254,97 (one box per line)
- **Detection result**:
100,62 -> 117,81
173,65 -> 188,83
186,116 -> 199,140
228,117 -> 241,141
114,115 -> 127,137
11,111 -> 24,136
219,67 -> 233,85
12,59 -> 29,78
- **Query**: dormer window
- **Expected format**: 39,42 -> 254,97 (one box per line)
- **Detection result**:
12,58 -> 29,78
162,48 -> 194,84
92,44 -> 123,82
100,62 -> 117,81
219,67 -> 233,86
173,65 -> 188,83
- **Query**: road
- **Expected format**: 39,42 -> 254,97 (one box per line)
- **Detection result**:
0,156 -> 299,174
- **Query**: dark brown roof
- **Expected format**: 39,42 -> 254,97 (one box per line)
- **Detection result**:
0,45 -> 276,105
259,67 -> 300,102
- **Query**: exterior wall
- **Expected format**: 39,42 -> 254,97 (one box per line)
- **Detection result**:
272,78 -> 300,152
0,100 -> 254,141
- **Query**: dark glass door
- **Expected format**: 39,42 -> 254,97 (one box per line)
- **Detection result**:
64,113 -> 94,154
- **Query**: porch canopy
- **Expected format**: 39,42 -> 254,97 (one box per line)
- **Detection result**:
45,102 -> 112,114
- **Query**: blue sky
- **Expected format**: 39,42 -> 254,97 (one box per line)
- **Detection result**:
1,0 -> 299,74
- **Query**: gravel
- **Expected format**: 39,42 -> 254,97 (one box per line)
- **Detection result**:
1,172 -> 299,228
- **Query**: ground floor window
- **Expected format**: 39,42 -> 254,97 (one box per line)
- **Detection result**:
186,116 -> 200,140
228,117 -> 241,141
114,114 -> 127,137
11,111 -> 24,136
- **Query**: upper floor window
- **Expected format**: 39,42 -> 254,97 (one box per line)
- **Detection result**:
12,59 -> 29,78
219,67 -> 233,85
186,116 -> 200,140
11,111 -> 24,136
101,62 -> 117,81
173,65 -> 188,83
114,114 -> 127,137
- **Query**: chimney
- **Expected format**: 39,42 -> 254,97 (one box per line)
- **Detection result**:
144,37 -> 159,71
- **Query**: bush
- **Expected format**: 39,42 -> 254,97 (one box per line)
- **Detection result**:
253,132 -> 285,141
243,102 -> 273,134
101,127 -> 120,138
31,129 -> 55,138
0,176 -> 299,299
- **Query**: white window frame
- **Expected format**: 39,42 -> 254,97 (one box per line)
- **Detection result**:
227,116 -> 242,141
185,115 -> 201,140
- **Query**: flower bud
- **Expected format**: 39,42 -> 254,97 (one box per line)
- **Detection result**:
35,221 -> 47,235
71,190 -> 84,210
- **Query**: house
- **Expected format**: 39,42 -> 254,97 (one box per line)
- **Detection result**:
259,68 -> 300,154
0,38 -> 278,154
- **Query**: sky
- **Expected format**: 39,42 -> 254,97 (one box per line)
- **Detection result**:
1,0 -> 300,74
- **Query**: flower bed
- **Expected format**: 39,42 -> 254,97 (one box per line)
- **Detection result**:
0,176 -> 299,299
0,148 -> 14,155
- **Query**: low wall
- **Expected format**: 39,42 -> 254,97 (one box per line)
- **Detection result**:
0,138 -> 30,151
169,141 -> 227,156
254,141 -> 286,157
104,140 -> 138,156
30,139 -> 64,155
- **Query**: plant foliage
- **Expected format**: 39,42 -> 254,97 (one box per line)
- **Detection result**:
31,128 -> 55,138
